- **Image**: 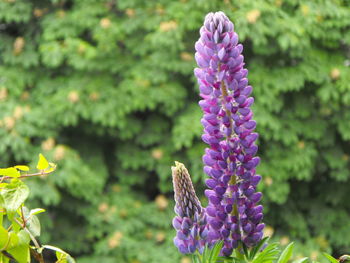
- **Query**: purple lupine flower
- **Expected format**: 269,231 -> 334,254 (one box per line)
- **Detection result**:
194,11 -> 264,256
172,161 -> 209,254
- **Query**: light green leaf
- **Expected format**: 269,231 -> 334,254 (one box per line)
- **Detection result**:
1,180 -> 29,213
56,250 -> 68,263
7,232 -> 19,250
0,168 -> 20,178
17,230 -> 30,246
202,244 -> 209,262
11,219 -> 21,232
14,166 -> 29,172
322,253 -> 338,263
8,245 -> 30,263
36,154 -> 49,170
277,243 -> 294,263
0,253 -> 10,263
27,214 -> 40,237
191,254 -> 201,263
0,226 -> 9,250
0,195 -> 4,225
252,243 -> 280,263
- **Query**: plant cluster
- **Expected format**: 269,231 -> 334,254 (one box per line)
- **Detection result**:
0,0 -> 349,262
0,154 -> 74,263
170,11 -> 349,263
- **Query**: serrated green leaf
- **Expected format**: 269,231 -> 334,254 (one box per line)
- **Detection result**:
1,180 -> 29,213
36,154 -> 49,170
0,168 -> 20,178
277,243 -> 294,263
322,253 -> 338,263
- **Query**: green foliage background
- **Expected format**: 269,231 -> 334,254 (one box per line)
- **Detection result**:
1,0 -> 350,262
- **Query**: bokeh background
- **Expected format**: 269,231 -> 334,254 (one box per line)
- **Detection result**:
1,0 -> 350,262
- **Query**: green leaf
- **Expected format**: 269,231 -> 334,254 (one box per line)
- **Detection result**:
14,166 -> 29,172
11,219 -> 21,232
277,243 -> 294,263
7,232 -> 19,250
17,230 -> 30,246
0,195 -> 4,225
56,250 -> 68,263
192,254 -> 201,263
209,241 -> 224,263
252,243 -> 280,263
322,253 -> 338,263
0,226 -> 9,249
0,253 -> 10,263
1,180 -> 29,213
21,207 -> 41,237
250,237 -> 270,260
36,154 -> 49,170
293,257 -> 310,263
242,243 -> 249,260
42,245 -> 76,263
202,244 -> 209,263
26,214 -> 41,237
8,245 -> 30,263
0,168 -> 20,178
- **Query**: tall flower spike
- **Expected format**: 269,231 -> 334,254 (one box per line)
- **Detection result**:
195,11 -> 264,256
172,161 -> 208,254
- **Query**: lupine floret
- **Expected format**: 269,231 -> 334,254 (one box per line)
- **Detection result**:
172,161 -> 208,254
172,11 -> 264,257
